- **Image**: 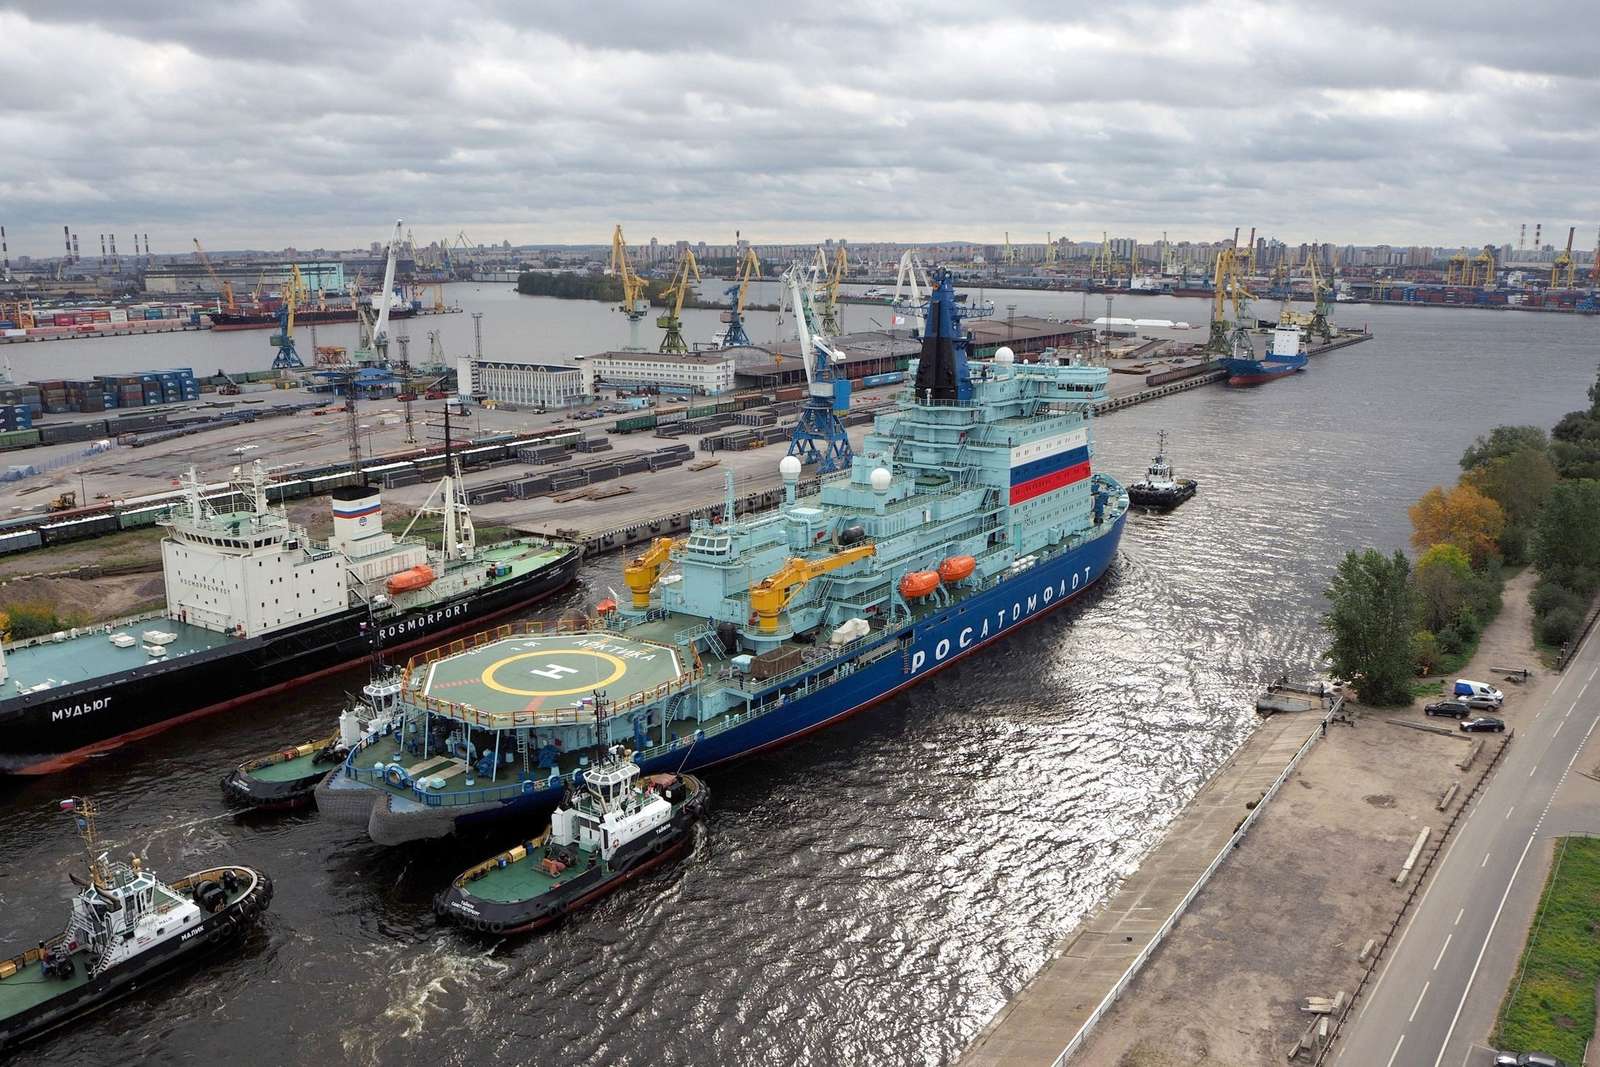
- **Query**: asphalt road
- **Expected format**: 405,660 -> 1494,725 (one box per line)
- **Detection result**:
1336,626 -> 1600,1067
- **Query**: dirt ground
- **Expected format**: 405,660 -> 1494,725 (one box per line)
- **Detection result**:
1076,573 -> 1539,1067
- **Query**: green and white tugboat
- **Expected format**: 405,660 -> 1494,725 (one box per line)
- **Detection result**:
435,752 -> 707,935
221,671 -> 402,811
0,798 -> 272,1051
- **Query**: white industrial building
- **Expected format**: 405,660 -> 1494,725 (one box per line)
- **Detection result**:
462,359 -> 585,409
581,351 -> 736,396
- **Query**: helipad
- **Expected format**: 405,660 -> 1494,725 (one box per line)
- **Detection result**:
416,632 -> 684,716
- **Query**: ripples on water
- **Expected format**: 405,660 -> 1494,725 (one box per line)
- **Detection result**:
0,300 -> 1591,1064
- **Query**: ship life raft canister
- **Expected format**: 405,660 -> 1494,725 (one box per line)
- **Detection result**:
899,571 -> 940,599
938,555 -> 975,583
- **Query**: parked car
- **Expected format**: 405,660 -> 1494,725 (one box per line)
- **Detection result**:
1461,716 -> 1506,733
1494,1053 -> 1567,1067
1424,700 -> 1471,718
1454,678 -> 1505,708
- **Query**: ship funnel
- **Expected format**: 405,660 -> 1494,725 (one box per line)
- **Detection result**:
329,485 -> 383,550
912,272 -> 971,402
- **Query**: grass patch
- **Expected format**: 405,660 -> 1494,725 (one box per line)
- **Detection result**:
1493,836 -> 1600,1063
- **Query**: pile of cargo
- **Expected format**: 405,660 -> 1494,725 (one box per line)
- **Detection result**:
697,425 -> 793,452
1,303 -> 203,341
38,368 -> 199,413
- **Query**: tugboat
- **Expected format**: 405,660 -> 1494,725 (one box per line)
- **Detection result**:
1126,431 -> 1197,511
434,753 -> 707,935
221,672 -> 402,811
0,798 -> 271,1051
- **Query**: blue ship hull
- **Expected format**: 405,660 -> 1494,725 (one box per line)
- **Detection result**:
1219,354 -> 1306,386
444,510 -> 1126,832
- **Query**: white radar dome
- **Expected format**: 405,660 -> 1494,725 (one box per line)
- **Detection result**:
870,467 -> 892,493
994,346 -> 1015,364
779,455 -> 802,481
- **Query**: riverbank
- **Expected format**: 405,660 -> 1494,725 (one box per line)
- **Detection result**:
1051,570 -> 1539,1065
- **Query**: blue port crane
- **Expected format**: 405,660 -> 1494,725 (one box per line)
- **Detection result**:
720,246 -> 761,347
783,263 -> 853,473
269,265 -> 306,369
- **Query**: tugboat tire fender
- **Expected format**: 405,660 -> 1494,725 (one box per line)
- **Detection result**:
487,920 -> 505,934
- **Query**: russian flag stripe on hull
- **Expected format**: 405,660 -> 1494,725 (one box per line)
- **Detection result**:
1010,461 -> 1090,504
1010,445 -> 1090,486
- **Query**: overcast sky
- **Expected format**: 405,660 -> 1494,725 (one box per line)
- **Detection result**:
2,0 -> 1597,257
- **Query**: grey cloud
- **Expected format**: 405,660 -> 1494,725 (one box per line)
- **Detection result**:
0,0 -> 1597,254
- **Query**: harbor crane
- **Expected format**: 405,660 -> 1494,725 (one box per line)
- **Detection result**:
782,263 -> 853,474
609,225 -> 649,351
891,249 -> 931,307
657,247 -> 701,354
1205,245 -> 1253,354
1090,232 -> 1120,284
1444,249 -> 1469,285
720,246 -> 762,347
1003,232 -> 1015,265
750,543 -> 877,633
1045,231 -> 1057,266
1468,246 -> 1496,288
1552,226 -> 1577,288
270,265 -> 306,369
817,246 -> 846,336
353,220 -> 403,365
623,536 -> 676,609
191,238 -> 237,313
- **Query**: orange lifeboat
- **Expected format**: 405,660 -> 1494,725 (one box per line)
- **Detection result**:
899,571 -> 941,599
386,564 -> 436,594
938,555 -> 976,583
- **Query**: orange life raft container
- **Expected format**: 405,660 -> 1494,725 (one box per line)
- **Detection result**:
386,564 -> 436,594
899,571 -> 941,599
938,555 -> 976,582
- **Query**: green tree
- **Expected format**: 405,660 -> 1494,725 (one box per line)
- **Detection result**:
1324,549 -> 1416,705
1533,480 -> 1600,577
1464,446 -> 1558,528
1460,425 -> 1549,471
1413,543 -> 1473,632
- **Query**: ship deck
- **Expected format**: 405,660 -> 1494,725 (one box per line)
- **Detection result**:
415,631 -> 684,720
1,617 -> 234,694
248,751 -> 325,782
0,946 -> 91,1020
462,841 -> 596,904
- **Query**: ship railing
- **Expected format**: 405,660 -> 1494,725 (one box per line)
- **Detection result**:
400,665 -> 705,730
4,607 -> 174,651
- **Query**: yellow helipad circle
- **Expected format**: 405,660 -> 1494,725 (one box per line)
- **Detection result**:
481,649 -> 628,698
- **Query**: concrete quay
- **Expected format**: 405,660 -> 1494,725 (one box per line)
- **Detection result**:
957,708 -> 1330,1067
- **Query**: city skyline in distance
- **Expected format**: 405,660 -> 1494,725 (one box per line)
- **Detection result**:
2,0 -> 1597,256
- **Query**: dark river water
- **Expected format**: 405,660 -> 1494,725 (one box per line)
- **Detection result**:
0,295 -> 1591,1065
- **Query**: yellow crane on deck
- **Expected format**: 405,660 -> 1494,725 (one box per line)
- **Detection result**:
750,543 -> 877,633
191,238 -> 237,313
657,247 -> 701,354
623,536 -> 675,609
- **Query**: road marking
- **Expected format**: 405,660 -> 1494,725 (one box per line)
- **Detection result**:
1386,1034 -> 1406,1067
1554,718 -> 1565,735
1530,763 -> 1539,776
1504,806 -> 1514,820
1481,852 -> 1491,867
1434,933 -> 1452,969
1454,907 -> 1464,925
1409,981 -> 1430,1022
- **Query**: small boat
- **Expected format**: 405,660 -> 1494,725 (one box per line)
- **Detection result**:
0,798 -> 271,1052
434,753 -> 707,935
1126,431 -> 1197,511
221,673 -> 402,810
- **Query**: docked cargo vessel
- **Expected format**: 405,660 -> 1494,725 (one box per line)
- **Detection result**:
1219,322 -> 1307,386
210,305 -> 416,331
0,462 -> 579,774
317,273 -> 1129,844
0,798 -> 271,1052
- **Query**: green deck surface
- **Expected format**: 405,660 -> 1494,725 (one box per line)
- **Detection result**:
3,618 -> 232,691
466,843 -> 597,903
419,631 -> 682,718
247,751 -> 325,783
0,949 -> 90,1020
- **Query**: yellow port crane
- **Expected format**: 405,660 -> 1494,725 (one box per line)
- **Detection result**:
1003,231 -> 1015,265
1444,249 -> 1469,285
1206,245 -> 1253,353
1045,231 -> 1057,266
817,246 -> 846,336
1552,226 -> 1577,288
610,225 -> 649,351
1468,246 -> 1496,288
750,543 -> 877,633
623,536 -> 675,609
191,238 -> 237,313
1089,232 -> 1120,283
657,247 -> 701,353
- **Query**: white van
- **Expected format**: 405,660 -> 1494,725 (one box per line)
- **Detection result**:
1453,679 -> 1504,709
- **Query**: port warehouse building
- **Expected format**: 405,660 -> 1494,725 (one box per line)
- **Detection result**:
462,359 -> 586,409
143,260 -> 350,295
